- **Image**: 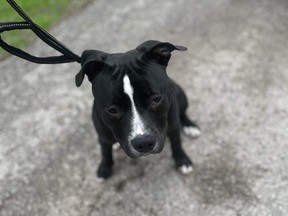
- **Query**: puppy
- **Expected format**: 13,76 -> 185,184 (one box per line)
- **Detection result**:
75,40 -> 201,180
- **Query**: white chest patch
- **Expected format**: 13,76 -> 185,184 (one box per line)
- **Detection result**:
123,75 -> 146,139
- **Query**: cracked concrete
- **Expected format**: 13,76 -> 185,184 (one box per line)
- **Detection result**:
1,0 -> 288,215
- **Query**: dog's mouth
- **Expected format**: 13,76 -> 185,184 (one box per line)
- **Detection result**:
121,137 -> 165,158
125,145 -> 164,158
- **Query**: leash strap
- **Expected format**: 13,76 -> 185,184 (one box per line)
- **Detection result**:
0,0 -> 81,64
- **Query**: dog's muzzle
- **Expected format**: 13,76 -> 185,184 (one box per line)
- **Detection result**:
131,134 -> 157,154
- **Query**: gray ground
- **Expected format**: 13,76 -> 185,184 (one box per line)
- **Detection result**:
1,0 -> 288,215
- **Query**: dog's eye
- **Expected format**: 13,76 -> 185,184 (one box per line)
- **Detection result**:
151,95 -> 162,105
107,107 -> 118,114
105,106 -> 121,117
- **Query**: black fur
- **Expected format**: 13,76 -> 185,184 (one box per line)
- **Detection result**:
76,40 -> 200,179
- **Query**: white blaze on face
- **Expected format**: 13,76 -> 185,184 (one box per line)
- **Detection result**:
123,74 -> 146,139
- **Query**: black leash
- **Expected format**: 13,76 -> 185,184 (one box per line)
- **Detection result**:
0,0 -> 81,64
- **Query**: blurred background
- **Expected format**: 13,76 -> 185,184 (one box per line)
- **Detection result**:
0,0 -> 93,60
0,0 -> 288,215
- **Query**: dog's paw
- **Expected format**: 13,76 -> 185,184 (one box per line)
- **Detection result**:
178,164 -> 193,175
97,164 -> 113,181
175,156 -> 194,175
112,142 -> 121,151
183,126 -> 201,138
96,176 -> 105,183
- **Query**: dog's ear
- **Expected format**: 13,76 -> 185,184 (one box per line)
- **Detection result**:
75,50 -> 109,87
136,40 -> 187,66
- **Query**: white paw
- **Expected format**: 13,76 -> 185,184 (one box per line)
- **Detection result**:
183,126 -> 201,138
96,177 -> 105,183
179,165 -> 193,175
112,142 -> 121,151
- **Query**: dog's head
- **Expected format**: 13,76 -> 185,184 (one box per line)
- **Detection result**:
75,40 -> 187,158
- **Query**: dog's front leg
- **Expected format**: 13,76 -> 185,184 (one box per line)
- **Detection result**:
168,128 -> 193,175
97,142 -> 114,180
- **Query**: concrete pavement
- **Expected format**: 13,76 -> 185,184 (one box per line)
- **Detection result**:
1,0 -> 288,215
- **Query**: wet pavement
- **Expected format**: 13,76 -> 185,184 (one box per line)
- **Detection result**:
1,0 -> 288,215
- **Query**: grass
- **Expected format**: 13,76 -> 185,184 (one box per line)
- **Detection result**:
0,0 -> 92,59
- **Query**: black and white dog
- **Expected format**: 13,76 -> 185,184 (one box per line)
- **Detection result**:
75,40 -> 201,180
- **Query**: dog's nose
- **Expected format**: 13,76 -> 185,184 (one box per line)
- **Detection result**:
131,135 -> 156,153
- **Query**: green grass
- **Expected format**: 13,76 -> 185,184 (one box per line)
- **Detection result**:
0,0 -> 92,59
